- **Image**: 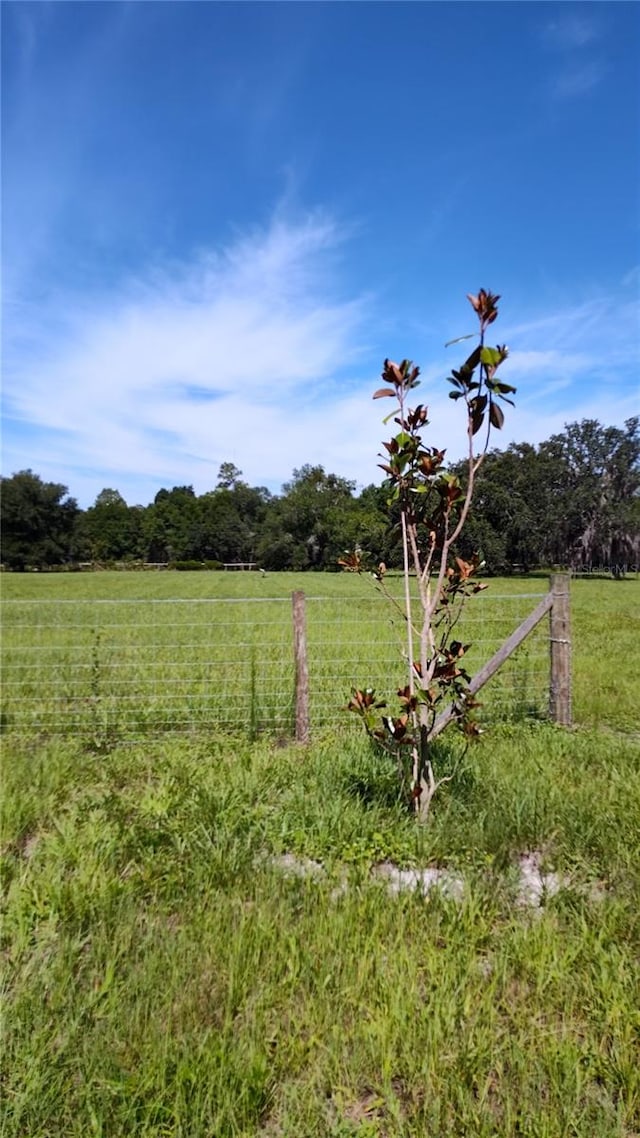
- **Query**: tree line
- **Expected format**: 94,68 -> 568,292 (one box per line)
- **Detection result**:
1,419 -> 638,574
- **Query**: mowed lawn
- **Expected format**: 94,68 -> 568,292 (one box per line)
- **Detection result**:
1,573 -> 639,1136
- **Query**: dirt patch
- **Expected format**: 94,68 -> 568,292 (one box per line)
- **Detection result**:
264,849 -> 592,910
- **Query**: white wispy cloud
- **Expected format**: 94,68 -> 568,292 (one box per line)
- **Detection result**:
3,217 -> 639,507
3,216 -> 376,503
538,11 -> 607,101
542,15 -> 601,51
549,60 -> 607,100
482,291 -> 639,443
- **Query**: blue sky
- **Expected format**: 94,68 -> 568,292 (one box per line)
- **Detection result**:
2,1 -> 639,508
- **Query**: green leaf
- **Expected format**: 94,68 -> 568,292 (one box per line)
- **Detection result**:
444,332 -> 476,348
480,347 -> 503,367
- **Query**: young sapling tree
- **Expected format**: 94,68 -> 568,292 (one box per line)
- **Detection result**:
343,290 -> 516,821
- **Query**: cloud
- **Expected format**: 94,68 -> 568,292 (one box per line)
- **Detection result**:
621,265 -> 640,289
538,12 -> 606,100
488,294 -> 639,444
542,15 -> 600,51
549,60 -> 607,100
2,216 -> 376,503
3,217 -> 639,507
505,294 -> 639,376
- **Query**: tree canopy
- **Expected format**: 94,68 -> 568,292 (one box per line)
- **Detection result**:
1,419 -> 638,571
0,470 -> 79,570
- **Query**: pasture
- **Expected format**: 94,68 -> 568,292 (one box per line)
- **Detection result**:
2,574 -> 639,1136
2,571 -> 638,738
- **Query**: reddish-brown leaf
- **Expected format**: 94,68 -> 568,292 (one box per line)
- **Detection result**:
489,401 -> 505,429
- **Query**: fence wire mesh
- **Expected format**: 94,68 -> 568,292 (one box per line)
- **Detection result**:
1,592 -> 550,739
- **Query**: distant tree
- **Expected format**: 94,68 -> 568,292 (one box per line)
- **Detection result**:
143,486 -> 200,562
0,470 -> 78,568
154,485 -> 196,504
95,488 -> 127,508
352,483 -> 404,568
539,417 -> 640,567
76,488 -> 142,561
266,465 -> 357,570
454,418 -> 640,573
199,482 -> 271,563
454,443 -> 551,573
216,462 -> 244,490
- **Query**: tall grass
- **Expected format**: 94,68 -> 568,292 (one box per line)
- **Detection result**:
1,573 -> 639,1135
2,726 -> 639,1136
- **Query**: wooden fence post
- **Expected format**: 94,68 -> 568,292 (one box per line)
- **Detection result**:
292,590 -> 310,743
549,573 -> 572,726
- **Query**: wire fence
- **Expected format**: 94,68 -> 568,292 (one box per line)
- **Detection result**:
1,592 -> 551,740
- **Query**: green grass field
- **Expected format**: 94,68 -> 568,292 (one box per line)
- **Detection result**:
2,573 -> 639,1136
4,571 -> 637,739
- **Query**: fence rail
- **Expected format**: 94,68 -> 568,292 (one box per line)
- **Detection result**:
1,582 -> 565,740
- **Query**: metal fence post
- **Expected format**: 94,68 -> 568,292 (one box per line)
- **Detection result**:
292,590 -> 310,743
549,573 -> 572,726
